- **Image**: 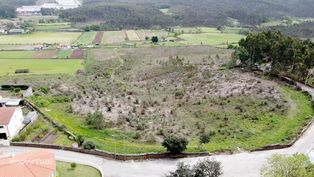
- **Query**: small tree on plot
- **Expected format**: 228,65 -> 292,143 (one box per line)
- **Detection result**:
152,36 -> 159,43
70,162 -> 77,170
167,159 -> 223,177
261,153 -> 314,177
76,135 -> 85,147
162,135 -> 188,154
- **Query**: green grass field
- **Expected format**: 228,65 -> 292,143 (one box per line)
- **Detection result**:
56,161 -> 101,177
0,32 -> 81,45
0,51 -> 36,59
58,50 -> 73,59
178,32 -> 245,47
35,23 -> 72,31
0,59 -> 83,75
75,32 -> 97,45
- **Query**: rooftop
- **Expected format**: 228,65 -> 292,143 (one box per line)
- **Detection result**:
0,107 -> 16,125
0,150 -> 56,177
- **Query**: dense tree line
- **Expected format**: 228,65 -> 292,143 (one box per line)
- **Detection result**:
0,0 -> 36,18
266,22 -> 314,39
236,31 -> 314,85
59,3 -> 173,29
60,0 -> 314,28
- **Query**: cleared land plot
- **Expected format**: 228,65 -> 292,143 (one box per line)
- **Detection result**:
0,59 -> 82,75
56,161 -> 101,177
126,30 -> 141,41
0,32 -> 81,45
174,27 -> 221,34
75,32 -> 97,45
101,31 -> 126,44
70,49 -> 85,59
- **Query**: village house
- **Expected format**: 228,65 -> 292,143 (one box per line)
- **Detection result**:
0,107 -> 24,140
0,150 -> 56,177
8,29 -> 25,34
0,28 -> 7,34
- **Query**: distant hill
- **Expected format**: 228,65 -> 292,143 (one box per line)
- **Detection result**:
0,0 -> 36,18
54,0 -> 314,28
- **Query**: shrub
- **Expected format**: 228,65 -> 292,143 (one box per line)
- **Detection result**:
86,111 -> 104,129
76,135 -> 85,147
70,162 -> 77,170
83,141 -> 96,150
162,135 -> 188,154
167,159 -> 222,177
15,69 -> 30,74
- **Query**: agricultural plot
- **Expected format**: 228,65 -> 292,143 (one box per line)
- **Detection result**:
126,30 -> 141,41
0,32 -> 81,45
70,49 -> 85,59
32,50 -> 58,58
93,32 -> 104,44
101,31 -> 126,44
58,50 -> 73,59
0,59 -> 83,75
178,32 -> 245,47
0,51 -> 36,59
136,30 -> 169,40
75,32 -> 97,45
35,23 -> 72,31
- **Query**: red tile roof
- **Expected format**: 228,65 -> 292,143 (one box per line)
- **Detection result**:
0,150 -> 56,177
0,107 -> 16,125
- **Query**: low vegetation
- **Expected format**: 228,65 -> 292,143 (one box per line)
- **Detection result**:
56,161 -> 101,177
167,159 -> 222,177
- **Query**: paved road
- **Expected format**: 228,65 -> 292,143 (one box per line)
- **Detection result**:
1,82 -> 314,177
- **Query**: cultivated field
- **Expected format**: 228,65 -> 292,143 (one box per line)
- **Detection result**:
0,59 -> 83,75
0,32 -> 81,45
101,31 -> 126,44
75,32 -> 97,45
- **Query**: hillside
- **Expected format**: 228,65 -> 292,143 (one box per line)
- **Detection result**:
59,0 -> 314,28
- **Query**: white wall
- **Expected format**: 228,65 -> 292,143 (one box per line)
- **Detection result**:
7,108 -> 24,139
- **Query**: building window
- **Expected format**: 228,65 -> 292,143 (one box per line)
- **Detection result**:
0,126 -> 4,128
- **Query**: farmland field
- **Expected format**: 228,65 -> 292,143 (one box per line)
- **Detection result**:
35,23 -> 72,31
0,51 -> 37,59
0,59 -> 83,75
93,32 -> 104,44
0,32 -> 81,45
58,50 -> 73,59
101,31 -> 126,44
178,32 -> 245,47
126,30 -> 141,41
75,32 -> 97,45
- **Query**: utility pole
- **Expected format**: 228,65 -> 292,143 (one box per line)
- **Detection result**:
124,136 -> 126,161
112,135 -> 116,159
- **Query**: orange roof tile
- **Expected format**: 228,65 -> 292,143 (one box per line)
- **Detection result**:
0,107 -> 16,125
0,150 -> 56,177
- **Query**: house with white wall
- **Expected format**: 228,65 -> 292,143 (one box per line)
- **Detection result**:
0,107 -> 24,140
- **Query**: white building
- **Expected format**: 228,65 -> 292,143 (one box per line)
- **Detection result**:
0,107 -> 24,140
16,6 -> 42,16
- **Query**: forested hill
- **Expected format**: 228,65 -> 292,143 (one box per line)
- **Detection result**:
60,0 -> 314,28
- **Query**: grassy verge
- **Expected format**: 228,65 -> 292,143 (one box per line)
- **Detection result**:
56,161 -> 101,177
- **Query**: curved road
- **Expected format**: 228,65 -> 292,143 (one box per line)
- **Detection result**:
1,82 -> 314,177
